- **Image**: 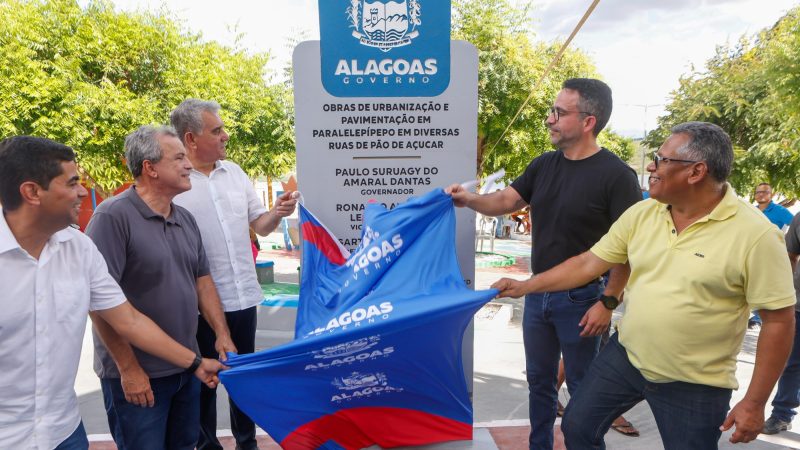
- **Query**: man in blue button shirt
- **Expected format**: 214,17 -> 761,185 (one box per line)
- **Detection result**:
750,182 -> 794,328
756,183 -> 793,230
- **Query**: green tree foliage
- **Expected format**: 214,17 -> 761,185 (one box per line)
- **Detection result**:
0,0 -> 294,193
645,7 -> 800,198
452,0 -> 634,179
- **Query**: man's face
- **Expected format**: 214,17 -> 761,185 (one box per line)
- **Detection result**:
754,185 -> 772,205
151,135 -> 193,194
39,161 -> 88,227
193,110 -> 229,164
545,89 -> 590,149
646,133 -> 695,202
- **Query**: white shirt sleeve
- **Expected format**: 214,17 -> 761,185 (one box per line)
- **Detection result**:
87,240 -> 127,311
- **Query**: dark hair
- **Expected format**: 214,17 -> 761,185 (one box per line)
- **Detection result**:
671,122 -> 733,182
0,136 -> 75,211
562,78 -> 612,136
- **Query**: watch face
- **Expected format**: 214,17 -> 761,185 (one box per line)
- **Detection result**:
602,295 -> 618,309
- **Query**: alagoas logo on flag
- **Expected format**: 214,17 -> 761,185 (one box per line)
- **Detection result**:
318,0 -> 451,97
219,189 -> 497,449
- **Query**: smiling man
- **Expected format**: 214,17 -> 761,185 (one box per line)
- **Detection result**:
492,122 -> 796,449
170,99 -> 297,450
0,136 -> 225,450
448,78 -> 641,449
86,126 -> 235,450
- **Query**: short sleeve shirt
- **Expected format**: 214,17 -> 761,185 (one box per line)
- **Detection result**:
174,160 -> 267,312
86,186 -> 209,378
0,213 -> 125,449
763,201 -> 794,230
510,148 -> 642,273
591,186 -> 796,388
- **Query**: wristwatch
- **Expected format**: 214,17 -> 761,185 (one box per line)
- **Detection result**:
600,294 -> 619,310
187,354 -> 202,373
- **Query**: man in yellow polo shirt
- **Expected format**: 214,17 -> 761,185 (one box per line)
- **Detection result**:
492,122 -> 796,449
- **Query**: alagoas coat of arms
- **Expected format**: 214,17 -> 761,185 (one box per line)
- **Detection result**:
347,0 -> 421,51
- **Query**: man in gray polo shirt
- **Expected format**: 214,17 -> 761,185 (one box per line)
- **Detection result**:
171,99 -> 297,450
87,126 -> 236,450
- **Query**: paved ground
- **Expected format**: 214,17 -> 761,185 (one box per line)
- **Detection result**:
77,232 -> 800,449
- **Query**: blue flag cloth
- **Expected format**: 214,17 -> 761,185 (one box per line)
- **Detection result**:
220,189 -> 498,449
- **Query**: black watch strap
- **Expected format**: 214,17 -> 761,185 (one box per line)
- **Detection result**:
187,354 -> 202,373
601,294 -> 619,310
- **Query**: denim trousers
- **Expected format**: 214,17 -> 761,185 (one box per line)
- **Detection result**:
523,283 -> 602,450
54,421 -> 89,450
562,334 -> 732,450
197,306 -> 259,450
101,371 -> 200,450
770,310 -> 800,422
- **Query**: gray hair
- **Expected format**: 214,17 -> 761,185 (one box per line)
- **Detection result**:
125,125 -> 179,178
671,122 -> 733,182
170,99 -> 221,143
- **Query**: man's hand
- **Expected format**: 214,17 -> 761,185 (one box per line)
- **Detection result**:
121,365 -> 154,407
720,399 -> 764,443
214,334 -> 238,361
579,302 -> 612,337
491,278 -> 530,298
445,183 -> 471,208
194,358 -> 228,389
273,191 -> 298,217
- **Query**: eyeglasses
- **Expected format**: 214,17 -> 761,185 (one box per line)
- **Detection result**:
650,151 -> 700,169
547,106 -> 592,122
754,190 -> 771,195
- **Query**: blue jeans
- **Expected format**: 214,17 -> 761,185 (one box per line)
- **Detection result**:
101,372 -> 200,450
562,334 -> 732,450
55,422 -> 88,450
523,282 -> 602,450
770,310 -> 800,421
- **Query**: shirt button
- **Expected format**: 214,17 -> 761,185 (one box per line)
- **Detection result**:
671,229 -> 676,234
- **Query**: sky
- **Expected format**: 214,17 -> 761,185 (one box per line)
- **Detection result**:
106,0 -> 799,137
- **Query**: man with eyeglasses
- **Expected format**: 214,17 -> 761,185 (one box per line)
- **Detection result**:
448,78 -> 641,449
492,122 -> 795,449
755,183 -> 793,230
748,182 -> 793,329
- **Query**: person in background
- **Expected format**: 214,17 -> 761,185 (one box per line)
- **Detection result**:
171,99 -> 297,450
762,211 -> 800,435
749,182 -> 794,328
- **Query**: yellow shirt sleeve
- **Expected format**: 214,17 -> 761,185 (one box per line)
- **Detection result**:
590,203 -> 638,265
744,226 -> 797,310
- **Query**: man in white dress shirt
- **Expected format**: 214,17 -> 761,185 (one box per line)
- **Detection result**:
0,136 -> 225,450
171,99 -> 297,450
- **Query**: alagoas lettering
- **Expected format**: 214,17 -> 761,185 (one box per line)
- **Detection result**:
310,302 -> 394,335
335,58 -> 438,76
347,234 -> 404,274
304,347 -> 395,371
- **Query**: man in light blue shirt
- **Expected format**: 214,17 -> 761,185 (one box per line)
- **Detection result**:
756,183 -> 793,229
750,182 -> 794,328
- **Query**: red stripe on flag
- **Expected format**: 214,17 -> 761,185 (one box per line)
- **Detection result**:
301,222 -> 347,266
281,407 -> 471,450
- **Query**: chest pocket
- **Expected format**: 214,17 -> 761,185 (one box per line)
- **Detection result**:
53,280 -> 88,324
226,191 -> 248,218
